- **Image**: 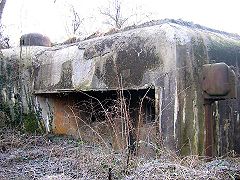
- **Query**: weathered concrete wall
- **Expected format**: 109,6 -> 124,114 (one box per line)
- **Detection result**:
1,21 -> 240,156
0,46 -> 52,128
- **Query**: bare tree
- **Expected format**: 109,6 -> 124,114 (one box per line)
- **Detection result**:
0,0 -> 6,21
53,1 -> 84,38
0,0 -> 8,48
99,0 -> 154,30
70,5 -> 84,36
99,0 -> 132,29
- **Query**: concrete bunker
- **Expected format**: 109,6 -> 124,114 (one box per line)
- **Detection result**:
1,19 -> 240,157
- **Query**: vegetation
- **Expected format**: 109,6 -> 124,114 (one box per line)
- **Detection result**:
22,111 -> 45,133
0,129 -> 239,179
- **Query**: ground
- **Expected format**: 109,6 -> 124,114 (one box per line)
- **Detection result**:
0,129 -> 239,180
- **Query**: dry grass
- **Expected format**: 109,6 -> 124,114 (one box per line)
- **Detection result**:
0,128 -> 239,180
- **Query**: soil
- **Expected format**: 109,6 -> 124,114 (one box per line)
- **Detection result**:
0,129 -> 239,180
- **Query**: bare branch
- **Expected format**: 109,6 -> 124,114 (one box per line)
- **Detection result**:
99,0 -> 129,29
69,5 -> 84,36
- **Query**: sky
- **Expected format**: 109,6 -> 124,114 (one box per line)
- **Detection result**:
2,0 -> 240,46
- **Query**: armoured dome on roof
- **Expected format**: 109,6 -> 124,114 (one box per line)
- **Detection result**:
20,33 -> 51,47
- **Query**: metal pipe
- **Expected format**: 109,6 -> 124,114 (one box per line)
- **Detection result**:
204,99 -> 214,158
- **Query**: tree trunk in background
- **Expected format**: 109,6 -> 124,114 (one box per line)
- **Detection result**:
0,0 -> 7,125
0,0 -> 6,22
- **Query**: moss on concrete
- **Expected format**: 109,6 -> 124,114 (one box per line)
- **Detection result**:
55,60 -> 73,89
176,36 -> 208,155
23,111 -> 45,133
208,36 -> 240,64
